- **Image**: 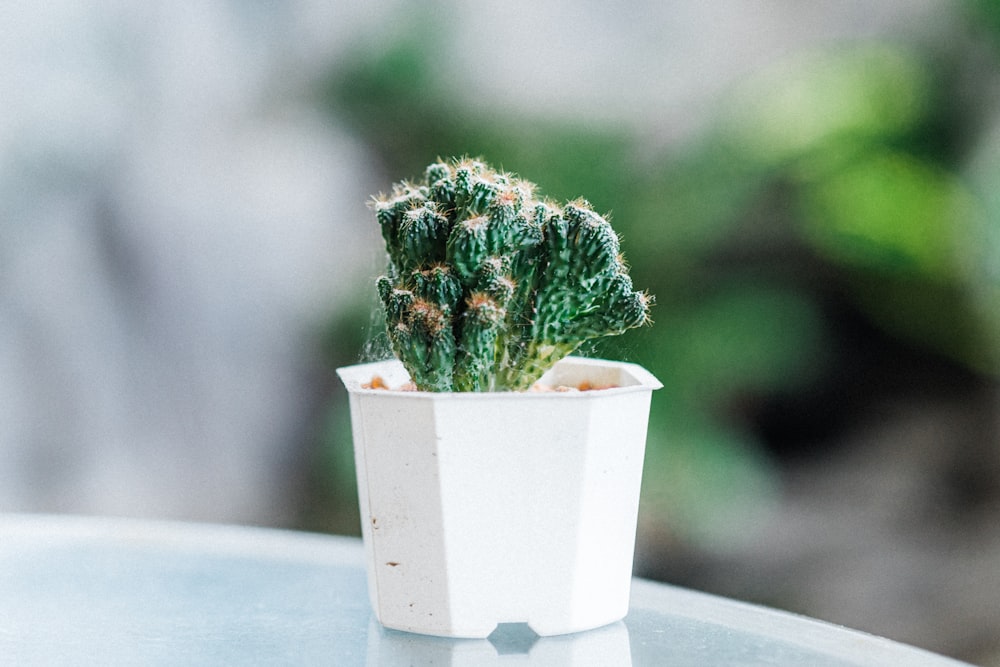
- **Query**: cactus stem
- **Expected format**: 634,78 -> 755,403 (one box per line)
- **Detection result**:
372,157 -> 651,392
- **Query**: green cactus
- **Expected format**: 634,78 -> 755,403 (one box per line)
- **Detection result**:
372,157 -> 652,392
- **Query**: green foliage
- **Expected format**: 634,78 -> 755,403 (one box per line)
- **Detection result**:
320,18 -> 1000,546
718,45 -> 930,168
373,158 -> 652,391
966,0 -> 1000,49
661,284 -> 828,406
801,152 -> 966,277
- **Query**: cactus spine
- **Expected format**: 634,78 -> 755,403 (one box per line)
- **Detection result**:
373,157 -> 651,392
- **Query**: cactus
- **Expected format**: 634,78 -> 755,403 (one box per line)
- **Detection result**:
372,157 -> 652,392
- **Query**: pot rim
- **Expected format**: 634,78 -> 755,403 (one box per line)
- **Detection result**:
336,355 -> 662,399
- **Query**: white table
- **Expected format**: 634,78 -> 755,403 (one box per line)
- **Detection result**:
0,514 -> 970,666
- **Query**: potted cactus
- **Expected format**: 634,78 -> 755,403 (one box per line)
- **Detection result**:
337,157 -> 661,638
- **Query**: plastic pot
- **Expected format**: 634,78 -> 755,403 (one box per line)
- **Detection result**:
337,356 -> 661,638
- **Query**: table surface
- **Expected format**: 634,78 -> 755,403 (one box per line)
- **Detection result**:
0,514 -> 971,666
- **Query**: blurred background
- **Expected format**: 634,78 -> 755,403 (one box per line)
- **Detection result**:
2,1 -> 1000,663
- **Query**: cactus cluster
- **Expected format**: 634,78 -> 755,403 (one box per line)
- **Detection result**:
372,157 -> 652,392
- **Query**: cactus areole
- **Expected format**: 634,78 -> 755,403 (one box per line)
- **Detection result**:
372,157 -> 652,392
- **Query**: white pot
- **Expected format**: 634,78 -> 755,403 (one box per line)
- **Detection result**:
337,356 -> 662,638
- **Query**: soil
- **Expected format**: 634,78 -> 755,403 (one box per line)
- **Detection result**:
362,375 -> 617,392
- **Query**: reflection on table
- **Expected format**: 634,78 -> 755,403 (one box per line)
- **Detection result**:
0,514 -> 970,666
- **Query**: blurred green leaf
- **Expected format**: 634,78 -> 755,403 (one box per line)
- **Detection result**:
641,408 -> 779,551
850,274 -> 998,373
963,128 -> 1000,369
799,149 -> 999,371
623,145 -> 767,276
718,44 -> 930,168
965,0 -> 1000,46
799,150 -> 970,281
658,283 -> 828,407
